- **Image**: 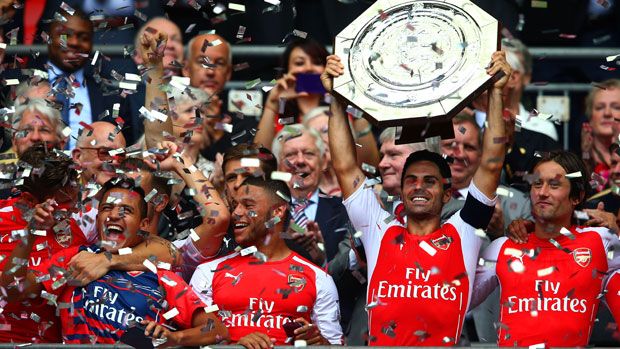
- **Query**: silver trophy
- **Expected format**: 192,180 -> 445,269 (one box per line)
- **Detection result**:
333,0 -> 501,143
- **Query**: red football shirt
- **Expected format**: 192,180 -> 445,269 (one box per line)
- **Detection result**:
0,197 -> 87,343
190,251 -> 343,344
605,271 -> 620,325
474,228 -> 620,346
342,178 -> 495,346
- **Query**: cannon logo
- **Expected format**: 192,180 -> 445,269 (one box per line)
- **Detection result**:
431,235 -> 452,251
573,248 -> 591,268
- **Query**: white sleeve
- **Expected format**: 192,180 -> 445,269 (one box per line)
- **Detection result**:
189,261 -> 216,306
311,271 -> 344,345
173,237 -> 218,282
342,178 -> 399,271
584,227 -> 620,273
72,208 -> 98,244
471,237 -> 503,309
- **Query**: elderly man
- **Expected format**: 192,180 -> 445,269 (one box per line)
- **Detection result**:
9,98 -> 67,159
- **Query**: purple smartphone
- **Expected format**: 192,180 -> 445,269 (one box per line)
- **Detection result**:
295,73 -> 326,94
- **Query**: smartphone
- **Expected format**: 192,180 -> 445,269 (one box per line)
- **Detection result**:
283,321 -> 303,338
295,73 -> 326,94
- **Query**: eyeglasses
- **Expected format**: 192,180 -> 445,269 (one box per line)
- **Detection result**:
80,147 -> 126,161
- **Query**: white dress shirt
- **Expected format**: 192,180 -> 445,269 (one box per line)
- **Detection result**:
48,62 -> 93,150
292,189 -> 319,221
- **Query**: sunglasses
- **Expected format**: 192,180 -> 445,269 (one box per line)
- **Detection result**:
80,147 -> 126,161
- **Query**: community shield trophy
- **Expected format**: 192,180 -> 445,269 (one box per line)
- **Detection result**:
333,0 -> 501,143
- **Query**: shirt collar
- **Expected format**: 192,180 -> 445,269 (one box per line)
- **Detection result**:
47,61 -> 85,84
292,189 -> 319,205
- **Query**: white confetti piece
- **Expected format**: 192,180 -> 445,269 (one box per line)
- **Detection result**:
559,227 -> 575,240
240,246 -> 257,256
264,0 -> 280,4
294,340 -> 307,347
606,54 -> 620,62
228,3 -> 245,11
474,229 -> 487,238
419,240 -> 437,256
125,73 -> 141,81
163,307 -> 179,320
4,79 -> 19,86
190,229 -> 200,242
32,230 -> 47,236
160,275 -> 177,287
536,266 -> 555,277
157,262 -> 171,270
0,43 -> 6,49
91,50 -> 99,65
565,171 -> 582,178
240,158 -> 260,167
504,248 -> 524,258
61,127 -> 72,137
496,187 -> 513,197
509,259 -> 525,273
574,210 -> 589,220
204,304 -> 219,313
143,259 -> 157,273
119,81 -> 137,90
271,171 -> 292,182
353,231 -> 363,239
118,247 -> 132,255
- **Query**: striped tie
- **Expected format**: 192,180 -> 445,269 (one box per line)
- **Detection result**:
292,202 -> 310,229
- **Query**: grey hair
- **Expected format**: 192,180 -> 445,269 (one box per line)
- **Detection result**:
12,98 -> 64,139
501,38 -> 532,75
272,123 -> 325,161
14,80 -> 52,106
301,106 -> 329,125
186,34 -> 232,66
379,127 -> 425,151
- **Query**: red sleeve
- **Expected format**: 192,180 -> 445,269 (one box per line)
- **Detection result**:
158,270 -> 205,329
69,218 -> 89,247
31,246 -> 80,295
606,271 -> 620,323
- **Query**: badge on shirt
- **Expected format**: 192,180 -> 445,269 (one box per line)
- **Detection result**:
54,228 -> 73,248
573,248 -> 592,268
288,275 -> 306,292
431,235 -> 453,251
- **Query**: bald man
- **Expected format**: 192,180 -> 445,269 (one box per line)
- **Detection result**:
72,121 -> 127,185
134,17 -> 184,76
183,33 -> 232,96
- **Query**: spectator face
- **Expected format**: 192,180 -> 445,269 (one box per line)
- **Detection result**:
13,109 -> 64,156
379,140 -> 414,195
184,34 -> 231,96
278,132 -> 325,196
440,122 -> 481,190
232,184 -> 275,246
97,188 -> 148,253
401,160 -> 450,217
48,16 -> 93,73
172,100 -> 206,146
530,161 -> 578,223
287,47 -> 325,75
590,88 -> 620,139
223,158 -> 263,208
73,122 -> 126,185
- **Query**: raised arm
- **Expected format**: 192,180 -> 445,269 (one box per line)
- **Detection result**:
321,55 -> 365,199
353,117 -> 381,168
471,51 -> 512,198
141,29 -> 173,148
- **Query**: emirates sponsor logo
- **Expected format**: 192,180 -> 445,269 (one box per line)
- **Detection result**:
431,235 -> 452,250
573,248 -> 591,268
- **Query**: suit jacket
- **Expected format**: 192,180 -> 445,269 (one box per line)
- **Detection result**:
314,193 -> 352,262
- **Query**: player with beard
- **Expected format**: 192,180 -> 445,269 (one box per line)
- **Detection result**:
473,150 -> 620,346
321,51 -> 511,345
190,177 -> 343,348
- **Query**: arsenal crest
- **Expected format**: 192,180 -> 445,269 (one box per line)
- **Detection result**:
54,227 -> 73,248
573,248 -> 592,268
288,275 -> 306,292
431,235 -> 452,250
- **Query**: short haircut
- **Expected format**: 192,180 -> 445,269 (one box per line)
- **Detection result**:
13,98 -> 65,140
223,143 -> 278,176
18,143 -> 78,201
531,150 -> 589,209
453,113 -> 483,149
241,176 -> 291,225
379,127 -> 426,151
14,80 -> 52,104
401,150 -> 452,190
501,38 -> 532,75
100,178 -> 148,219
584,79 -> 620,120
281,38 -> 328,73
272,124 -> 325,161
186,35 -> 232,66
120,158 -> 171,197
47,8 -> 93,32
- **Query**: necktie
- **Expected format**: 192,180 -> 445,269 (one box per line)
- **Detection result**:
292,201 -> 310,229
54,75 -> 71,127
452,190 -> 464,200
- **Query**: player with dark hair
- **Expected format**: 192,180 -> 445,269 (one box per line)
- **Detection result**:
0,144 -> 87,343
474,150 -> 620,346
190,177 -> 343,348
0,178 -> 229,346
322,52 -> 511,345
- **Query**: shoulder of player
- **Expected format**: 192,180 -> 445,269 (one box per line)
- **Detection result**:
574,226 -> 616,244
482,236 -> 510,259
195,251 -> 240,274
291,253 -> 330,280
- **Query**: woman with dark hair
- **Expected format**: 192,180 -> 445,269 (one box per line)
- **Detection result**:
254,38 -> 379,194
